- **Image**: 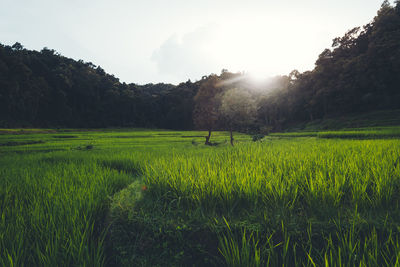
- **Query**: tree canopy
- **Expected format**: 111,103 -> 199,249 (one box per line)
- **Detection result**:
0,44 -> 198,129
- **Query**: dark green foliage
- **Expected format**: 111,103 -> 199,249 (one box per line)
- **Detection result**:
0,140 -> 44,146
257,2 -> 400,130
193,74 -> 223,144
0,45 -> 198,129
1,2 -> 399,132
251,134 -> 265,142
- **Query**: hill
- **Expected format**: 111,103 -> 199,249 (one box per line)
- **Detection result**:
0,45 -> 197,129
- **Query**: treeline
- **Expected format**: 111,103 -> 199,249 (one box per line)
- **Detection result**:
256,0 -> 400,130
0,44 -> 197,128
0,1 -> 399,130
195,1 -> 400,133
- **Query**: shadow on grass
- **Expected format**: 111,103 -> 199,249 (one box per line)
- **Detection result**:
105,180 -> 400,266
100,160 -> 142,176
105,182 -> 221,267
0,140 -> 45,146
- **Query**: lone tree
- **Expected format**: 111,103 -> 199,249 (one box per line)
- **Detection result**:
193,74 -> 222,145
219,87 -> 257,146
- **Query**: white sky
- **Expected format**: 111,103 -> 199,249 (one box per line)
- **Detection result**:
0,0 -> 390,85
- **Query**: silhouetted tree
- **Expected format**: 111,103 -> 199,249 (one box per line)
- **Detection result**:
193,75 -> 221,144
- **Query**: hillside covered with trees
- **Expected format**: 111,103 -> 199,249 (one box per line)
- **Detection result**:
0,45 -> 197,129
0,1 -> 399,131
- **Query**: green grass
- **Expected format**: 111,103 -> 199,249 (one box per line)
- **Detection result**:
0,154 -> 134,266
270,126 -> 400,139
0,127 -> 400,266
287,109 -> 400,131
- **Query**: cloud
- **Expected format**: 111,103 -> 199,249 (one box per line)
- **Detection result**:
151,24 -> 221,82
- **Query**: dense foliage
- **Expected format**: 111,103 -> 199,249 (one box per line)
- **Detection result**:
257,1 -> 400,129
0,1 -> 399,131
0,45 -> 197,129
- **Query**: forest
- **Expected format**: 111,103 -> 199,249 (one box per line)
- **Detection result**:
1,2 -> 399,132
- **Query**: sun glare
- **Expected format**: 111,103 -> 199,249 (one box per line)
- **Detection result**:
201,17 -> 317,83
247,71 -> 269,84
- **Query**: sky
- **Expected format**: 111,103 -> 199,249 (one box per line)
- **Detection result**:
0,0 -> 390,85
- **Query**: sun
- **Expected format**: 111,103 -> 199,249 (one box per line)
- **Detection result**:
247,70 -> 269,84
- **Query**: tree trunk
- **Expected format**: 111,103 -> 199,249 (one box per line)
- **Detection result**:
309,110 -> 314,121
230,129 -> 234,146
205,129 -> 212,145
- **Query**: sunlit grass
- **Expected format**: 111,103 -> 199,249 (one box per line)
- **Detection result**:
270,126 -> 400,139
0,154 -> 133,266
0,128 -> 399,266
143,138 -> 400,213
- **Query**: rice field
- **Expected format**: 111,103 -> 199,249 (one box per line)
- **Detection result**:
0,128 -> 399,266
270,126 -> 400,139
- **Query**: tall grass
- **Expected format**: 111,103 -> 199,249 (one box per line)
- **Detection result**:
143,138 -> 400,215
0,128 -> 399,266
0,153 -> 132,266
270,126 -> 400,139
0,130 -> 242,266
108,135 -> 400,265
217,220 -> 400,266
